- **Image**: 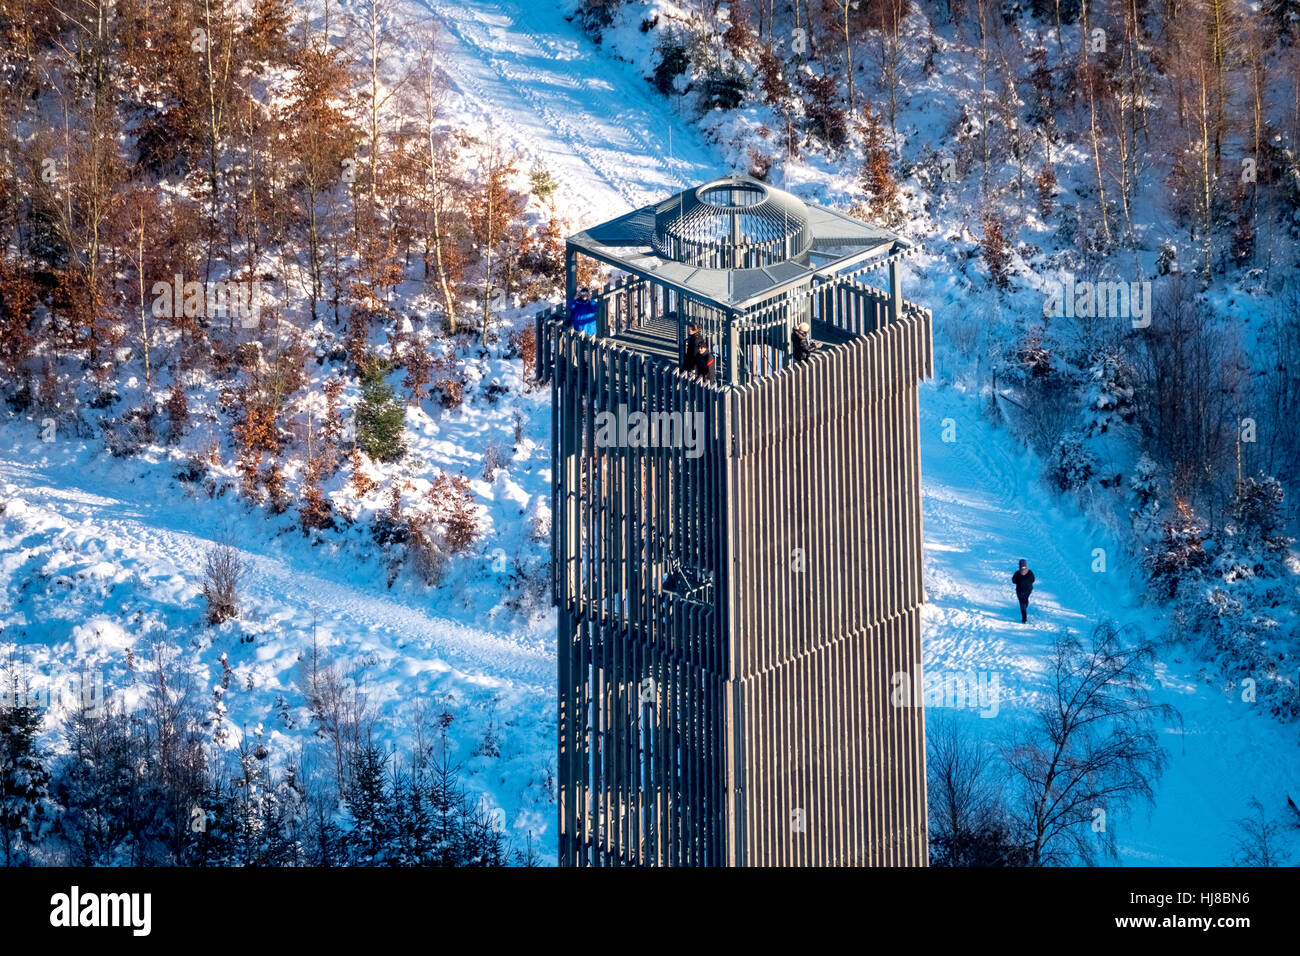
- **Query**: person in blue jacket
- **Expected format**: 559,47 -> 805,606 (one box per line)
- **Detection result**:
568,287 -> 599,334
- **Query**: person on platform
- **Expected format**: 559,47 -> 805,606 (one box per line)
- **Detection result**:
694,341 -> 715,383
792,321 -> 816,363
682,320 -> 704,374
568,287 -> 599,335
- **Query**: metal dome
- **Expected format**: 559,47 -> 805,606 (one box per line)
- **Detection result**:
567,171 -> 911,311
652,176 -> 813,270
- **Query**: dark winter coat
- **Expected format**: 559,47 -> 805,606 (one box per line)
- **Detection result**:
1013,568 -> 1035,598
682,330 -> 705,374
695,345 -> 715,383
792,328 -> 816,363
568,297 -> 599,334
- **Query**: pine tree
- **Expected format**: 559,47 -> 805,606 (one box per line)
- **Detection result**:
0,695 -> 54,865
1147,498 -> 1209,598
344,741 -> 393,865
355,357 -> 406,463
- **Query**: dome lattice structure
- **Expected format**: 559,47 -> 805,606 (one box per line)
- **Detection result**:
652,178 -> 814,270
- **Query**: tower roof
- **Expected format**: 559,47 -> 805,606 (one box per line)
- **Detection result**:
568,173 -> 912,310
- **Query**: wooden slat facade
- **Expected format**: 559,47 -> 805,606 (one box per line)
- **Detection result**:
541,271 -> 933,868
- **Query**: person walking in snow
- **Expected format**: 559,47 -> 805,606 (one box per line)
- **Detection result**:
1012,559 -> 1035,623
568,287 -> 599,335
791,321 -> 816,364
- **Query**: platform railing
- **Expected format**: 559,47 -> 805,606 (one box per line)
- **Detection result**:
542,269 -> 922,387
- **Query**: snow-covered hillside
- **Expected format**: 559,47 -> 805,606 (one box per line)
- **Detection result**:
1,0 -> 1297,866
920,384 -> 1300,864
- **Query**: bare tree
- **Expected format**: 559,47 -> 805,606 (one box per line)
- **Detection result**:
1080,0 -> 1112,247
868,0 -> 909,137
46,0 -> 124,371
1005,621 -> 1178,866
928,716 -> 1027,866
825,0 -> 860,114
411,26 -> 461,333
144,643 -> 207,863
295,636 -> 374,799
1231,797 -> 1291,866
202,542 -> 245,625
1133,275 -> 1242,518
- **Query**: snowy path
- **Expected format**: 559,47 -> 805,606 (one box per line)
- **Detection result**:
1,1 -> 1295,866
0,457 -> 551,688
421,0 -> 718,226
919,384 -> 1300,865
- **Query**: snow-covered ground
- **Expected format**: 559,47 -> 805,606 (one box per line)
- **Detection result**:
0,353 -> 561,849
421,0 -> 719,228
1,0 -> 1296,866
920,383 -> 1300,865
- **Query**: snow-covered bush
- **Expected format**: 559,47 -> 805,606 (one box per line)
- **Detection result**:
1131,452 -> 1160,514
1145,499 -> 1209,599
432,353 -> 469,410
798,72 -> 848,150
298,454 -> 336,534
651,27 -> 690,97
262,461 -> 291,514
699,60 -> 747,112
527,496 -> 552,542
1143,474 -> 1300,721
435,474 -> 480,555
101,406 -> 155,458
164,381 -> 188,443
1227,473 -> 1290,562
980,214 -> 1013,290
1014,326 -> 1054,379
1181,584 -> 1299,721
406,519 -> 448,587
202,543 -> 245,625
482,442 -> 506,482
371,475 -> 480,587
1046,433 -> 1097,493
503,557 -> 552,623
1036,162 -> 1057,217
1086,348 -> 1137,435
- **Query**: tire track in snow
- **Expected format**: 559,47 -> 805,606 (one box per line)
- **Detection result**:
920,399 -> 1108,625
423,0 -> 647,207
418,0 -> 715,220
0,461 -> 551,687
917,393 -> 1124,708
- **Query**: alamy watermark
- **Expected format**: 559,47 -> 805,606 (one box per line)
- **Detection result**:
1043,274 -> 1152,329
151,274 -> 265,329
2,667 -> 106,718
49,886 -> 151,936
594,402 -> 705,459
891,669 -> 1001,718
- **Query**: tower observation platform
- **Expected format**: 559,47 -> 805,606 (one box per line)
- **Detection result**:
536,174 -> 933,867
